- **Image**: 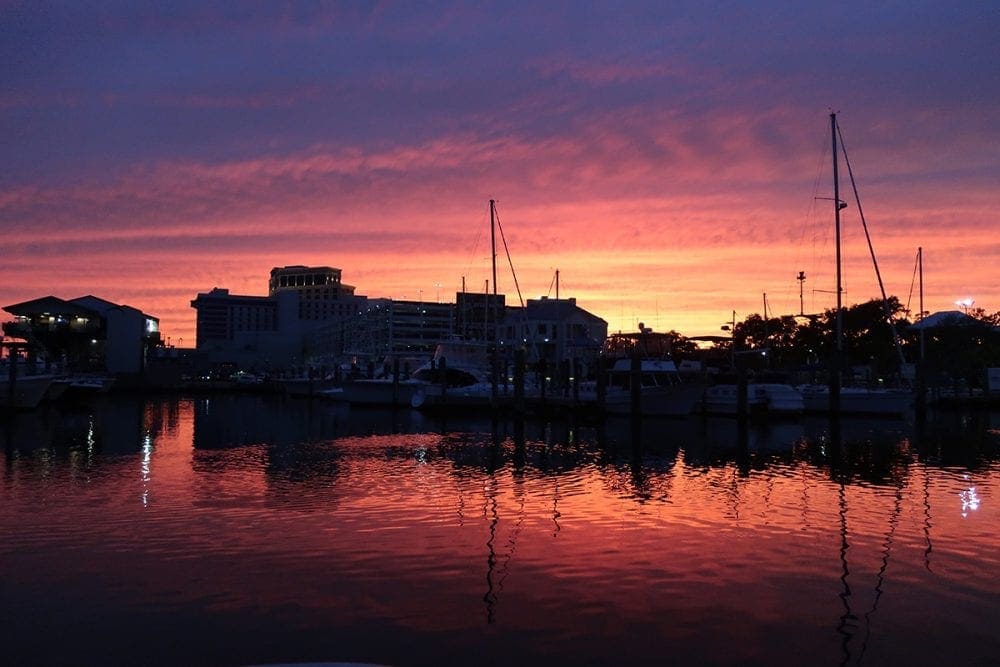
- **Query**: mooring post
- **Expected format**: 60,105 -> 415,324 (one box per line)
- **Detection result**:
439,356 -> 448,406
596,355 -> 606,411
392,357 -> 400,405
514,348 -> 525,414
572,357 -> 580,406
736,363 -> 749,422
630,350 -> 641,419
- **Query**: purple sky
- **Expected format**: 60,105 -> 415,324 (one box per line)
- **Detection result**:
2,1 -> 998,341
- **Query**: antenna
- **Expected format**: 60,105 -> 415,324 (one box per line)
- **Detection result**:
797,270 -> 806,316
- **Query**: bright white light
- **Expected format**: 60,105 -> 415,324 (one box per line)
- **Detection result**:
960,486 -> 980,517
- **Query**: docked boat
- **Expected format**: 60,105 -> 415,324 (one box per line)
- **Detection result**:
1,342 -> 57,410
1,372 -> 55,410
797,384 -> 912,416
585,327 -> 704,417
702,383 -> 805,417
340,377 -> 425,406
815,113 -> 915,417
409,338 -> 493,409
67,375 -> 115,395
594,357 -> 704,416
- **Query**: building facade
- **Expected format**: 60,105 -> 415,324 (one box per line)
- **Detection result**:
268,265 -> 362,322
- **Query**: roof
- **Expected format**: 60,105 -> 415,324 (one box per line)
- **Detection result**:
3,295 -> 101,318
523,297 -> 607,324
909,310 -> 978,329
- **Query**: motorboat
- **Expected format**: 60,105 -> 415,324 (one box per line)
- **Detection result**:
797,384 -> 912,416
583,326 -> 704,416
1,362 -> 56,410
702,382 -> 805,416
591,357 -> 704,416
410,338 -> 493,409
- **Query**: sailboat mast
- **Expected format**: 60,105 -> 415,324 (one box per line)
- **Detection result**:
831,112 -> 843,410
490,200 -> 498,300
832,113 -> 843,358
489,199 -> 499,404
918,246 -> 925,361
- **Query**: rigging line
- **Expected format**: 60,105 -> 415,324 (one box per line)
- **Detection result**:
905,249 -> 920,317
800,127 -> 834,315
493,206 -> 525,308
463,207 -> 489,283
836,121 -> 906,368
858,484 -> 904,663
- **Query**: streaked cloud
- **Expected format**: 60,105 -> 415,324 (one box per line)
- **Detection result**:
1,1 -> 997,342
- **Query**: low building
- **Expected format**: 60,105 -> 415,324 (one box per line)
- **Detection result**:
2,295 -> 160,376
501,296 -> 607,368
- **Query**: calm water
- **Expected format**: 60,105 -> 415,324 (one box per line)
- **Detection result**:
1,395 -> 998,667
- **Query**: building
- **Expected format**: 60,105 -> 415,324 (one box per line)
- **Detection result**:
2,295 -> 160,376
269,265 -> 362,322
189,264 -> 609,376
501,296 -> 607,368
190,266 -> 368,372
189,287 -> 302,371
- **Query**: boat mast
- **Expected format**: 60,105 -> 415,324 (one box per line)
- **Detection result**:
490,200 -> 498,302
918,246 -> 925,362
831,112 -> 843,410
489,199 -> 499,404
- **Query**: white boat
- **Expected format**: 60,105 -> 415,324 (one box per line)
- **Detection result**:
340,377 -> 425,406
797,384 -> 912,416
68,375 -> 115,394
595,358 -> 704,416
583,327 -> 704,416
45,377 -> 73,402
1,344 -> 57,409
1,370 -> 55,410
702,383 -> 805,416
410,338 -> 493,409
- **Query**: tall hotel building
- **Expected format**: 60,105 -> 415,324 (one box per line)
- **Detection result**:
268,265 -> 361,321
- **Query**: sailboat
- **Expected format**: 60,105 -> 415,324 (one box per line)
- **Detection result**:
798,114 -> 914,417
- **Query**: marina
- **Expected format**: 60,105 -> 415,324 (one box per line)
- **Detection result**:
2,5 -> 998,666
1,393 -> 997,666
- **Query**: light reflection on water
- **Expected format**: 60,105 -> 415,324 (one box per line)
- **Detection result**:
1,395 -> 999,667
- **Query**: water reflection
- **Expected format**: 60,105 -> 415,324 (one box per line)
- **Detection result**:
1,396 -> 999,666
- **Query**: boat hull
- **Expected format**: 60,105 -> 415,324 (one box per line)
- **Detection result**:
602,384 -> 704,416
341,379 -> 422,406
798,386 -> 913,416
702,383 -> 805,416
1,374 -> 55,410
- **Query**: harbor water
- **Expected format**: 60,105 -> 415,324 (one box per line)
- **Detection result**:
2,395 -> 998,666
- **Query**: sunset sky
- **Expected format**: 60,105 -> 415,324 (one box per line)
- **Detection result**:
2,1 -> 997,344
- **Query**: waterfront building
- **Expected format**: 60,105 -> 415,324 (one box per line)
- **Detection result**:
191,266 -> 369,373
268,265 -> 362,322
189,264 -> 608,376
2,295 -> 160,375
189,287 -> 303,371
332,297 -> 456,365
501,296 -> 607,369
